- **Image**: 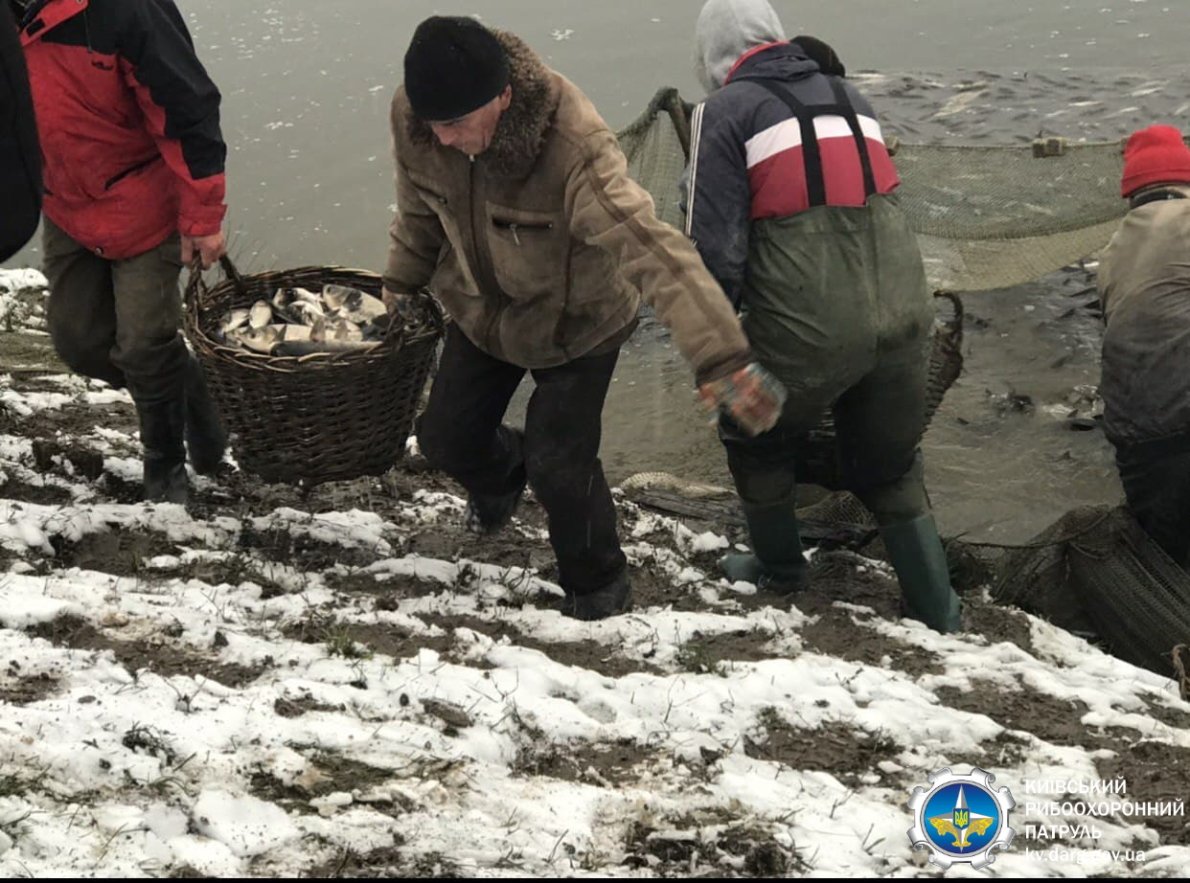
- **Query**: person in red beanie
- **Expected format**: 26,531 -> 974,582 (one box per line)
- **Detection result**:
1098,124 -> 1190,565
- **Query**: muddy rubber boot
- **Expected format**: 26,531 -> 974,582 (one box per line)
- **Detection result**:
879,514 -> 961,633
138,397 -> 189,504
559,570 -> 633,621
719,500 -> 808,594
184,355 -> 227,475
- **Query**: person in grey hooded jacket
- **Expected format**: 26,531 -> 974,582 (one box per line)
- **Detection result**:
683,0 -> 961,633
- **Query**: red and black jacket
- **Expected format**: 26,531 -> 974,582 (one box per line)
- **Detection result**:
18,0 -> 226,259
684,42 -> 899,306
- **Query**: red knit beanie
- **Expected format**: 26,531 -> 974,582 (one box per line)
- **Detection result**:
1121,125 -> 1190,198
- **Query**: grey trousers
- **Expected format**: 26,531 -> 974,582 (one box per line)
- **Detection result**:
41,216 -> 188,406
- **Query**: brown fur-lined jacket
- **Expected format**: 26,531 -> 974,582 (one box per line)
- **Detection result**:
382,30 -> 751,381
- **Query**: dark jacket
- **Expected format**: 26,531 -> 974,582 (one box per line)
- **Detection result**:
383,29 -> 752,381
0,0 -> 41,261
1098,188 -> 1190,448
684,24 -> 930,403
18,0 -> 226,259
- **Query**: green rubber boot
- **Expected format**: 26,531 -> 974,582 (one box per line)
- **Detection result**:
720,500 -> 808,594
879,514 -> 961,633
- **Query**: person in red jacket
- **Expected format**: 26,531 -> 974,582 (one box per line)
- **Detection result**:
13,0 -> 228,504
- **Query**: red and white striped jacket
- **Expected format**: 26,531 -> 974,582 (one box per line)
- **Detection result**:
685,41 -> 899,305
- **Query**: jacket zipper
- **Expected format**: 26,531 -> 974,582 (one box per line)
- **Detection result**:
467,157 -> 509,353
492,218 -> 554,246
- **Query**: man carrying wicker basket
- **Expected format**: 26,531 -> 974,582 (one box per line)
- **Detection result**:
383,16 -> 785,621
13,0 -> 229,505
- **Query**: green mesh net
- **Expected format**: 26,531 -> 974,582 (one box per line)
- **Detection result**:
615,87 -> 1130,292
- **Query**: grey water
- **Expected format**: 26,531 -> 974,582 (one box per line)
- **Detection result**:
11,0 -> 1190,541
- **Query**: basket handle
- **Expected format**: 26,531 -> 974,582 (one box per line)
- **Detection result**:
381,287 -> 443,346
185,254 -> 246,312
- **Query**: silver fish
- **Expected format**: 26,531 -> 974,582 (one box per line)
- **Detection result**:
281,324 -> 312,342
322,283 -> 388,323
230,324 -> 284,354
273,338 -> 381,357
220,308 -> 251,334
326,318 -> 364,342
248,300 -> 273,329
293,300 -> 325,324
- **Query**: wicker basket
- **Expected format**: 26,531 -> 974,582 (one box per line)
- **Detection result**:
183,258 -> 443,486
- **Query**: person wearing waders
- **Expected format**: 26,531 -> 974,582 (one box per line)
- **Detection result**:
0,0 -> 40,260
683,0 -> 962,632
12,0 -> 229,504
382,16 -> 786,622
1098,125 -> 1190,567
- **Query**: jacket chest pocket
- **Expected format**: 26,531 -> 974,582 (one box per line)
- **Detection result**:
407,179 -> 467,276
408,181 -> 452,227
486,205 -> 567,300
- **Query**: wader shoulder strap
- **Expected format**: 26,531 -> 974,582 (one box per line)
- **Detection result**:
751,79 -> 827,207
751,77 -> 878,206
827,78 -> 877,199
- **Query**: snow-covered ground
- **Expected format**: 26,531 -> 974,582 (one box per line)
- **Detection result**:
0,271 -> 1188,877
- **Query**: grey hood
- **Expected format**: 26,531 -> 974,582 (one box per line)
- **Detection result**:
694,0 -> 787,93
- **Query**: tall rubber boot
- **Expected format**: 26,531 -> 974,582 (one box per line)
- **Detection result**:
720,499 -> 808,594
879,514 -> 961,633
184,354 -> 227,475
137,397 -> 189,504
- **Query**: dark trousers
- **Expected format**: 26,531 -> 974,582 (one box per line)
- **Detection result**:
1116,441 -> 1190,567
417,323 -> 627,595
41,216 -> 188,407
721,346 -> 931,523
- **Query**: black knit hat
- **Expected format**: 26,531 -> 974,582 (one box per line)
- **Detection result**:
404,16 -> 510,121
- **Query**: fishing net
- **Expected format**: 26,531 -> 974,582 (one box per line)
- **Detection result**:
616,89 -> 1190,679
986,506 -> 1190,680
616,87 -> 1129,292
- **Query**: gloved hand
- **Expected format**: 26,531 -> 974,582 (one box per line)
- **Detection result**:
697,362 -> 787,436
381,286 -> 417,322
